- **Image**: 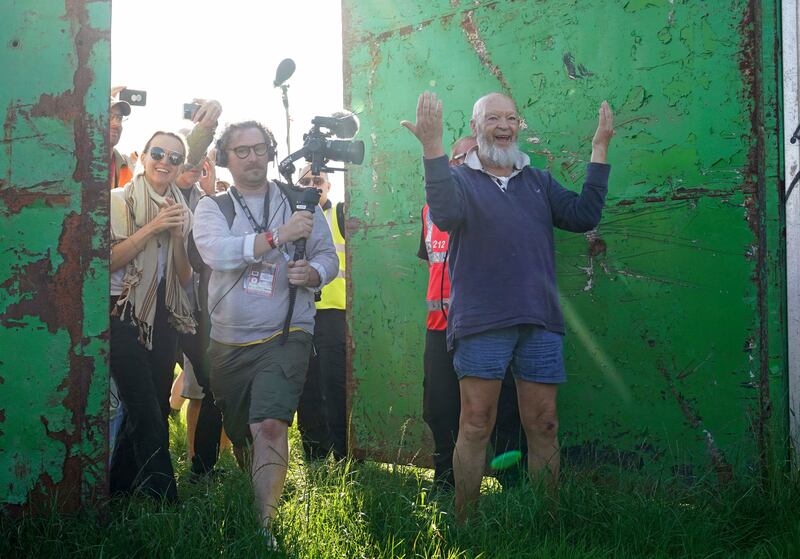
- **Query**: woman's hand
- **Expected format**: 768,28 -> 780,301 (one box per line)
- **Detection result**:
148,197 -> 187,238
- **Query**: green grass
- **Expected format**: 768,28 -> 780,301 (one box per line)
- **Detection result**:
2,414 -> 800,558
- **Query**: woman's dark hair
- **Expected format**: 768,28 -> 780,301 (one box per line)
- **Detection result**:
142,130 -> 189,156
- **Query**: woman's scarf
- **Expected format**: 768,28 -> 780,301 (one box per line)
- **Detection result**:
111,174 -> 195,349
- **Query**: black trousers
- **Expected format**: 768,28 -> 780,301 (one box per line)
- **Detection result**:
297,309 -> 347,459
422,329 -> 527,489
110,282 -> 178,501
179,307 -> 223,475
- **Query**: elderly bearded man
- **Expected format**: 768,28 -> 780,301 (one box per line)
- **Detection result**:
402,92 -> 614,520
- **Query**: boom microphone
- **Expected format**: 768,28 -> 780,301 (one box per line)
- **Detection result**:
273,58 -> 296,87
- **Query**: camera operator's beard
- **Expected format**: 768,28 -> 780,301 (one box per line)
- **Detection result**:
477,134 -> 523,169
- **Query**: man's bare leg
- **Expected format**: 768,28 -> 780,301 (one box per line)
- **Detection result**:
169,370 -> 185,411
453,377 -> 502,522
249,419 -> 289,528
515,380 -> 559,488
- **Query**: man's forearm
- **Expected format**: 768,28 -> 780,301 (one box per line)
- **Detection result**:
424,155 -> 463,231
591,144 -> 608,164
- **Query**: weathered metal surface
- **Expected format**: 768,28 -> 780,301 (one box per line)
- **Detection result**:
0,1 -> 110,512
783,0 -> 800,462
343,0 -> 786,476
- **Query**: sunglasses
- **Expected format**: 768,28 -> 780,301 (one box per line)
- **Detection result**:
230,143 -> 270,159
298,176 -> 326,187
148,146 -> 185,166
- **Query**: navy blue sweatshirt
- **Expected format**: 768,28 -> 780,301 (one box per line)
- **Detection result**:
423,155 -> 610,349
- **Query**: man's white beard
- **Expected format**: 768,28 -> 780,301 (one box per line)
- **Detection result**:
477,132 -> 523,168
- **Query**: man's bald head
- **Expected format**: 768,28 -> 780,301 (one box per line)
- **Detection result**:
471,93 -> 517,123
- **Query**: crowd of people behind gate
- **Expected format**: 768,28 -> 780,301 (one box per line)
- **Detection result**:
106,85 -> 613,545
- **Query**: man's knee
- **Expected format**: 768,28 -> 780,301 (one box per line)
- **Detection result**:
459,407 -> 495,442
523,410 -> 559,442
250,418 -> 287,444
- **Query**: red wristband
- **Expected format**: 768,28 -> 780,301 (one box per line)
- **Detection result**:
263,230 -> 276,249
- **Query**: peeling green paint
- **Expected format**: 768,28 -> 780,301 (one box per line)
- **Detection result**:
344,0 -> 786,476
1,1 -> 110,512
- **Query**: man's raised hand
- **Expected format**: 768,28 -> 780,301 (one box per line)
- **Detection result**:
401,91 -> 446,159
591,101 -> 614,164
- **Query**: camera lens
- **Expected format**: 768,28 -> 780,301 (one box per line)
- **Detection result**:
325,139 -> 364,165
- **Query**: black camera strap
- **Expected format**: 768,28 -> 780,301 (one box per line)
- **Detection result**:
229,186 -> 270,233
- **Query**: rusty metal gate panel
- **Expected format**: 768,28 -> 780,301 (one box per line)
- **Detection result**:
0,1 -> 110,512
343,0 -> 786,475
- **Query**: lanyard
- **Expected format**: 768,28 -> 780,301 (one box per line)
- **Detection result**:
229,186 -> 270,233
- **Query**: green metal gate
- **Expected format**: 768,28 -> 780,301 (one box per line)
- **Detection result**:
343,0 -> 787,477
0,1 -> 110,512
0,0 -> 789,513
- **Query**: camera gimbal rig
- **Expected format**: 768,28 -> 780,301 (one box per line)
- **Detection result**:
275,113 -> 364,343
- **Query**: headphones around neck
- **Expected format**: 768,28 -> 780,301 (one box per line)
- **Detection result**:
214,127 -> 278,168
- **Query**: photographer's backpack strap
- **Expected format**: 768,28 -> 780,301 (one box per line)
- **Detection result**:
210,181 -> 296,230
211,190 -> 236,229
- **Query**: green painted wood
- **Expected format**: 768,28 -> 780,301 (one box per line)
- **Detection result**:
0,1 -> 110,512
343,0 -> 786,476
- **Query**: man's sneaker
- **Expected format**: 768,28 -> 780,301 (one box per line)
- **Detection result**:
260,527 -> 278,551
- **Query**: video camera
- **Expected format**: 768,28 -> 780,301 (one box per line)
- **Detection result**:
278,111 -> 365,182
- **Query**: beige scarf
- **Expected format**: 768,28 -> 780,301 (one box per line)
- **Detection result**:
111,174 -> 195,349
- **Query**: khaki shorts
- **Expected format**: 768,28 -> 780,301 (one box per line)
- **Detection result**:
208,331 -> 312,448
180,357 -> 205,400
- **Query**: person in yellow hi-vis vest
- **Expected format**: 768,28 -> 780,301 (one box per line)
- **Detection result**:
296,165 -> 348,460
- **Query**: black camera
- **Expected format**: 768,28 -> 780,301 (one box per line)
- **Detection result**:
278,112 -> 364,181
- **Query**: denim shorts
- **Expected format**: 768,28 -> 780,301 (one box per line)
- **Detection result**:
453,325 -> 566,384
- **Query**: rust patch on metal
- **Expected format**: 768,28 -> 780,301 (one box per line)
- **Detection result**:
2,213 -> 86,338
0,181 -> 70,215
460,9 -> 513,96
587,235 -> 607,258
737,0 -> 771,480
658,360 -> 733,484
615,186 -> 736,207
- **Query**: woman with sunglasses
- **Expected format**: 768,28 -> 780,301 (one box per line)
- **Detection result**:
108,128 -> 203,501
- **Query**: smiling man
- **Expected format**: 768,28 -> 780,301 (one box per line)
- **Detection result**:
193,121 -> 337,550
402,92 -> 614,521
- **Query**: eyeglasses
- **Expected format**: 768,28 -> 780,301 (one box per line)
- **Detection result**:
298,176 -> 326,187
110,114 -> 128,124
148,146 -> 185,166
230,143 -> 270,159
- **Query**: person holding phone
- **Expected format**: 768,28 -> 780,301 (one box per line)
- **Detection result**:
108,127 -> 198,502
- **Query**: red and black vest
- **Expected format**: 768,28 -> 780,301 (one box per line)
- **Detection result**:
422,205 -> 450,331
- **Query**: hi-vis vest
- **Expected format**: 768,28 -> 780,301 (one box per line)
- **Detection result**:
111,149 -> 133,189
318,202 -> 346,310
422,205 -> 450,331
